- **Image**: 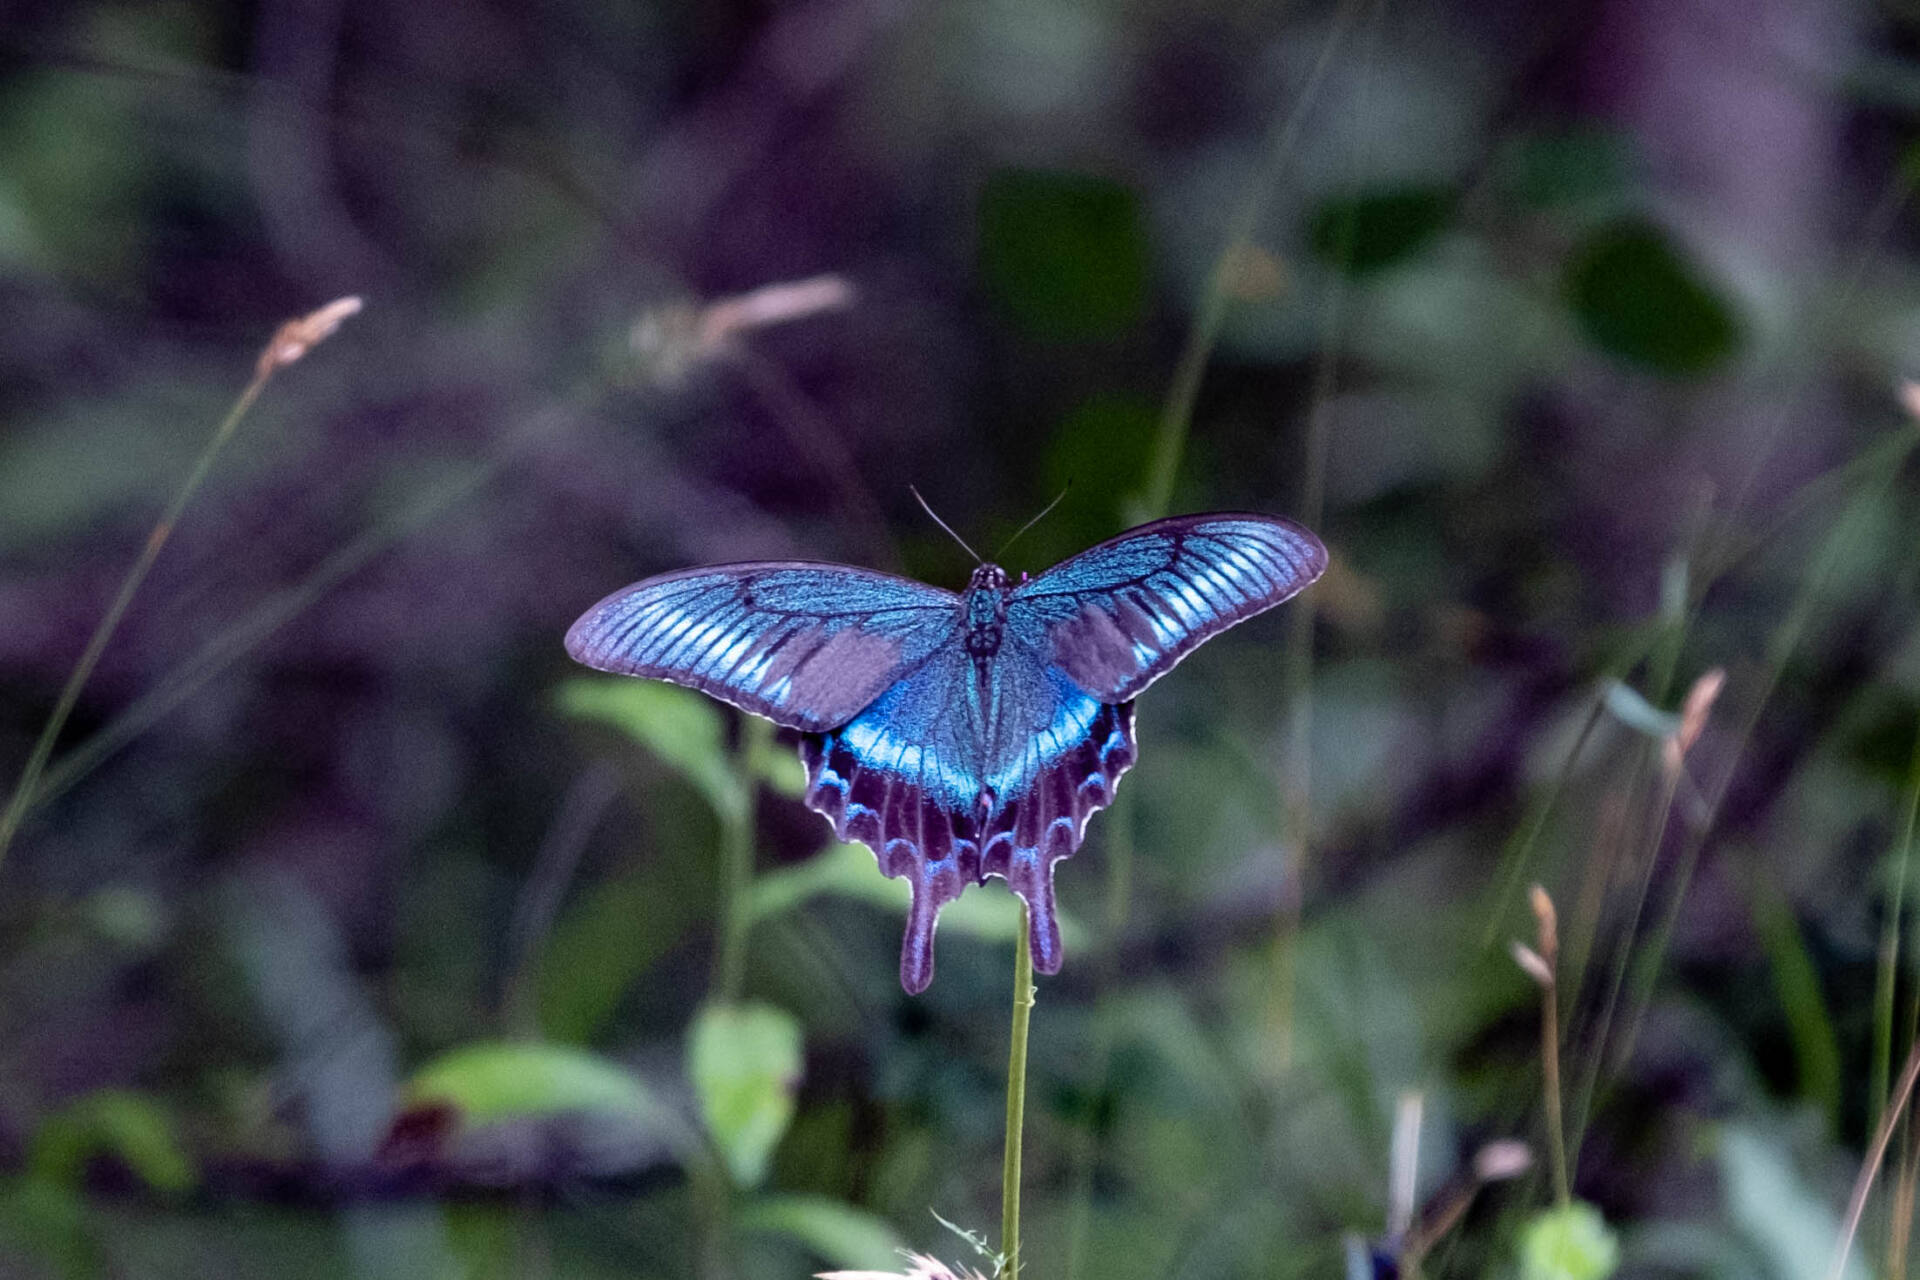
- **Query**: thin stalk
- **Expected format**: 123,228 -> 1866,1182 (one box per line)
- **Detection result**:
1604,463 -> 1902,1098
1138,0 -> 1362,520
1830,1035 -> 1920,1280
1875,720 -> 1920,1136
0,298 -> 362,838
0,375 -> 270,869
1480,690 -> 1616,951
1891,1108 -> 1920,1280
1001,917 -> 1035,1280
1537,897 -> 1570,1208
25,428 -> 525,813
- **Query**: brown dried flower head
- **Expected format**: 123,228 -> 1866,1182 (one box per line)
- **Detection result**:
257,296 -> 364,378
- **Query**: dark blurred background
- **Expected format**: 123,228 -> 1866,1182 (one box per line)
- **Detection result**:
5,0 -> 1920,1276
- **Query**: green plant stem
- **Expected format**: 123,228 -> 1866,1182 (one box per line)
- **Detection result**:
1138,0 -> 1360,521
0,373 -> 271,871
1001,916 -> 1035,1280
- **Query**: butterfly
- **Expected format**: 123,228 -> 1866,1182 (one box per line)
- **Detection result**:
565,513 -> 1327,993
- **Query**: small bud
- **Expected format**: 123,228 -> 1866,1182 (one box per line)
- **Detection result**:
1511,941 -> 1553,988
1900,379 -> 1920,422
257,296 -> 362,378
1529,884 -> 1558,962
1472,1140 -> 1533,1182
700,274 -> 855,348
1662,667 -> 1725,776
633,275 -> 855,386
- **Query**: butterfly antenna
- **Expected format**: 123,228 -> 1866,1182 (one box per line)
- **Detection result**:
909,485 -> 982,564
993,482 -> 1073,562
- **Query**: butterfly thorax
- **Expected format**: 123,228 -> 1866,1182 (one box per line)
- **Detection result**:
962,563 -> 1010,659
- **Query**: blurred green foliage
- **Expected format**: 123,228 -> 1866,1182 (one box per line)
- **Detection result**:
3,0 -> 1920,1278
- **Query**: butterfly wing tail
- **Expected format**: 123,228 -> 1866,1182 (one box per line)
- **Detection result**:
799,734 -> 982,994
982,701 -> 1136,974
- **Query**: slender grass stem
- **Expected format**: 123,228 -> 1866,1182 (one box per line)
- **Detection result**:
1138,0 -> 1361,521
1831,1035 -> 1920,1280
1604,464 -> 1901,1097
26,447 -> 509,812
0,378 -> 266,872
1,300 -> 366,870
0,301 -> 361,855
1874,721 -> 1920,1136
1527,887 -> 1571,1208
1001,917 -> 1035,1280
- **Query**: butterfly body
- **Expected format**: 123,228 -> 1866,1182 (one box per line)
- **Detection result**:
566,513 -> 1326,992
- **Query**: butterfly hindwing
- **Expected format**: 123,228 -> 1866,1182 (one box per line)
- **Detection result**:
1008,514 -> 1328,702
565,563 -> 959,731
801,637 -> 1136,991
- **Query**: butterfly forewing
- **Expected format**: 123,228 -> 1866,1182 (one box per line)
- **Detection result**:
564,563 -> 959,731
1009,514 -> 1327,703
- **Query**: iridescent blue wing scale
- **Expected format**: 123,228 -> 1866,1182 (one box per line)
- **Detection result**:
1007,514 -> 1329,703
564,563 -> 959,731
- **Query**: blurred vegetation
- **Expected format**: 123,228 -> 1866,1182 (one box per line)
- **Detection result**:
6,0 -> 1920,1277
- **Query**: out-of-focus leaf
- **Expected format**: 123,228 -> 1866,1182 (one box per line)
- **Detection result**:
1742,870 -> 1841,1126
1308,186 -> 1455,276
739,1194 -> 906,1270
688,1002 -> 803,1188
1043,393 -> 1161,536
1500,128 -> 1631,209
558,676 -> 743,816
1517,1201 -> 1619,1280
1601,679 -> 1680,740
536,861 -> 706,1044
1562,220 -> 1741,375
749,731 -> 808,798
404,1041 -> 668,1128
1720,1125 -> 1866,1280
746,841 -> 1086,949
28,1090 -> 196,1195
980,169 -> 1148,340
0,1177 -> 92,1280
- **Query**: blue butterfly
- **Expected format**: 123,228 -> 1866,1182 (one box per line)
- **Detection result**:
565,513 -> 1327,993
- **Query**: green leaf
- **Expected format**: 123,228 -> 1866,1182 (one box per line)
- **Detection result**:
980,169 -> 1148,341
1600,679 -> 1680,739
1499,128 -> 1631,209
1044,393 -> 1161,534
1741,868 -> 1842,1126
746,841 -> 1086,949
1307,186 -> 1455,276
558,676 -> 743,816
28,1090 -> 196,1195
1719,1125 -> 1866,1280
688,1002 -> 804,1188
750,735 -> 808,798
1562,220 -> 1741,375
1518,1201 -> 1620,1280
738,1194 -> 906,1270
536,861 -> 706,1044
404,1041 -> 670,1130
